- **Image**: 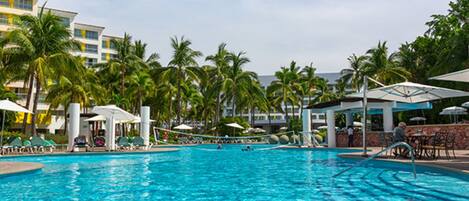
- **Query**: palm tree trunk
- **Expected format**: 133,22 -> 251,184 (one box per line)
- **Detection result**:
215,94 -> 220,124
291,102 -> 295,120
168,95 -> 173,129
120,65 -> 125,102
22,74 -> 34,135
176,71 -> 182,125
63,104 -> 69,135
250,106 -> 255,128
231,88 -> 236,118
31,79 -> 41,136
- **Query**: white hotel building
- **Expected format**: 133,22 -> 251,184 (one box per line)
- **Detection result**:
1,1 -> 121,133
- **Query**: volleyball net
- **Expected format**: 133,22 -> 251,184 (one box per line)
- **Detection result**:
153,127 -> 297,140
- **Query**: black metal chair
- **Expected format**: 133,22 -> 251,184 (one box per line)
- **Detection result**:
445,133 -> 456,159
422,132 -> 447,160
73,136 -> 90,152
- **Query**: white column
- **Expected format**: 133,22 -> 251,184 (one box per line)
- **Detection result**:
345,112 -> 353,127
106,117 -> 116,151
140,106 -> 150,148
302,109 -> 312,146
326,110 -> 336,148
68,103 -> 80,152
383,102 -> 394,132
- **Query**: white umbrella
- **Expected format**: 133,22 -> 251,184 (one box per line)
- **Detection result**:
348,82 -> 469,103
0,99 -> 32,148
439,106 -> 467,115
462,102 -> 469,108
173,124 -> 193,130
353,121 -> 363,127
410,117 -> 426,121
226,123 -> 244,129
440,106 -> 467,123
317,126 -> 328,130
279,126 -> 288,130
254,128 -> 266,133
430,69 -> 469,83
84,115 -> 106,122
92,105 -> 136,121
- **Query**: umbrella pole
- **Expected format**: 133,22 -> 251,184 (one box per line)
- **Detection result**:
362,76 -> 368,157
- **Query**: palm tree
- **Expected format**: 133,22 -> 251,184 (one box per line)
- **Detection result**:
8,8 -> 79,135
340,54 -> 366,91
127,70 -> 154,114
223,51 -> 255,117
267,67 -> 296,125
363,41 -> 410,86
165,36 -> 202,124
205,43 -> 230,124
301,63 -> 319,106
134,40 -> 161,70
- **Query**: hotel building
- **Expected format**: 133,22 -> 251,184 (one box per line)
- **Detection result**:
1,1 -> 121,133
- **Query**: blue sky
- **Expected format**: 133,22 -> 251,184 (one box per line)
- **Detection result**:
41,0 -> 450,75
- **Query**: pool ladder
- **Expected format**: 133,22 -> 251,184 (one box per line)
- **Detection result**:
333,142 -> 417,179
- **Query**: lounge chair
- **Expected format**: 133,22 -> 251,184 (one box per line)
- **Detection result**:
2,137 -> 23,154
31,136 -> 46,153
91,136 -> 106,151
117,137 -> 132,151
43,140 -> 56,153
23,140 -> 33,153
131,136 -> 146,150
73,136 -> 90,152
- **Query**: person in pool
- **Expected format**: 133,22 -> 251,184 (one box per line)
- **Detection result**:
242,145 -> 253,151
217,143 -> 223,150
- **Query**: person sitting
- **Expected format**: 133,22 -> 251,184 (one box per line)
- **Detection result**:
393,122 -> 407,157
393,122 -> 407,143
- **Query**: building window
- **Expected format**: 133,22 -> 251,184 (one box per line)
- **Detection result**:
85,58 -> 97,66
102,40 -> 107,48
74,29 -> 82,38
84,44 -> 98,54
0,14 -> 7,25
14,0 -> 33,10
59,17 -> 70,28
110,41 -> 117,49
318,114 -> 325,120
110,54 -> 117,59
85,30 -> 98,40
101,53 -> 107,61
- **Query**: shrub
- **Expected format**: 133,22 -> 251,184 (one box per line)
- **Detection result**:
268,135 -> 279,144
279,135 -> 289,144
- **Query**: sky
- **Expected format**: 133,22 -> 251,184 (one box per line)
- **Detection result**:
40,0 -> 451,75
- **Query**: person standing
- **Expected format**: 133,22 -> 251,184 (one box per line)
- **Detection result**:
347,126 -> 354,147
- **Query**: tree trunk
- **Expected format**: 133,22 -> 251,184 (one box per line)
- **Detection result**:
120,65 -> 125,102
22,74 -> 34,135
215,93 -> 220,124
291,102 -> 295,120
31,79 -> 41,136
231,87 -> 236,118
168,95 -> 173,129
63,104 -> 69,135
250,106 -> 255,128
176,70 -> 182,125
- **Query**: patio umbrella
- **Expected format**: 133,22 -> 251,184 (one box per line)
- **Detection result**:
0,99 -> 32,147
353,121 -> 363,127
92,105 -> 136,121
430,68 -> 469,83
173,124 -> 193,130
462,102 -> 469,108
348,82 -> 469,103
254,128 -> 266,133
349,80 -> 469,156
439,106 -> 467,123
92,105 -> 136,150
226,123 -> 244,129
84,115 -> 106,122
410,117 -> 426,125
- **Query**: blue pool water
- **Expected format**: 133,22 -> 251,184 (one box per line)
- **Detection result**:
0,144 -> 468,201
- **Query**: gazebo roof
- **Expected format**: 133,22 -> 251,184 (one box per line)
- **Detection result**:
307,97 -> 432,114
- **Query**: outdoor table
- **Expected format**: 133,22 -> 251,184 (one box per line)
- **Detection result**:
406,133 -> 435,159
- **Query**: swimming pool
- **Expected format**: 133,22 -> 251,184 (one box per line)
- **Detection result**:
1,145 -> 468,201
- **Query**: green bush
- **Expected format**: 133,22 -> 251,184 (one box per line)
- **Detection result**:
314,134 -> 323,143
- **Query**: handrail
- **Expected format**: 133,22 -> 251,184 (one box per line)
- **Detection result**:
333,142 -> 417,179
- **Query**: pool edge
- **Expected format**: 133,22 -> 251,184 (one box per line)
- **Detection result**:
0,162 -> 44,176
